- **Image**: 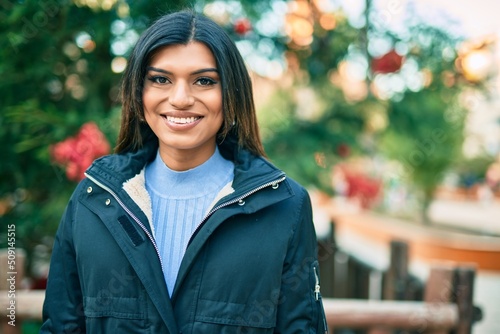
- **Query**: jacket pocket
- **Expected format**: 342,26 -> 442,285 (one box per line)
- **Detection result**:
194,298 -> 276,333
84,296 -> 149,333
84,296 -> 145,319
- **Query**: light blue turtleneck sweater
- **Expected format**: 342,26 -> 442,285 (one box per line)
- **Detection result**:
145,147 -> 234,296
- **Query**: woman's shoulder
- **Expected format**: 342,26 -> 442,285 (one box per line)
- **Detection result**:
257,156 -> 309,194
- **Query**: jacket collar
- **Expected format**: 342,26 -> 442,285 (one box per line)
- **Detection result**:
87,135 -> 286,205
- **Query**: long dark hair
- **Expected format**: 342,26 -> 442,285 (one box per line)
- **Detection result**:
115,10 -> 265,156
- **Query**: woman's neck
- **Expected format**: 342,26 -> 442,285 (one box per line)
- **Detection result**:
158,144 -> 216,171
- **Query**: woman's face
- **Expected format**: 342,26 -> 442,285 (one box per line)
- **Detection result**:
142,42 -> 223,170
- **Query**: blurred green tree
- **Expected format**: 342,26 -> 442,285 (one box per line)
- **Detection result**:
259,1 -> 488,223
378,26 -> 470,223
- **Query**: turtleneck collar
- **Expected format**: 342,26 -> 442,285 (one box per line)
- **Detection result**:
145,146 -> 234,199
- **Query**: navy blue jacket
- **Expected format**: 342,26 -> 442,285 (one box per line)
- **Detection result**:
41,137 -> 328,333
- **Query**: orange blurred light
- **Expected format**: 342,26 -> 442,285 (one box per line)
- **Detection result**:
319,13 -> 336,30
286,15 -> 314,47
289,0 -> 312,18
290,16 -> 313,38
460,49 -> 493,82
82,40 -> 96,53
286,0 -> 315,47
111,57 -> 127,73
422,68 -> 433,87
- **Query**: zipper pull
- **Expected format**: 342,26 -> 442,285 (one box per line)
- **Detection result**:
314,266 -> 321,301
314,265 -> 329,333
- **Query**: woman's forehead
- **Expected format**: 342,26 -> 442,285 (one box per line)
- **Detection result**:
148,42 -> 217,68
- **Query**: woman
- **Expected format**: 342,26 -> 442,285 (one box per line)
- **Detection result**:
41,10 -> 328,333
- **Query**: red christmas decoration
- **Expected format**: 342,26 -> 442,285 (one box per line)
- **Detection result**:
344,171 -> 382,209
51,122 -> 110,181
371,50 -> 404,74
234,18 -> 252,35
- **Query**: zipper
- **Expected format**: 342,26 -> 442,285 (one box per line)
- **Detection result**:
85,173 -> 164,270
186,175 -> 286,249
313,265 -> 329,333
313,266 -> 321,301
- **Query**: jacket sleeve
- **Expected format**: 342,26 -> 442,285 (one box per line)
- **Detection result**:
275,187 -> 328,333
40,193 -> 86,333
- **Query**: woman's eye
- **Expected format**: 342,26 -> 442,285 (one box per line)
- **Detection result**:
148,76 -> 169,84
196,77 -> 217,86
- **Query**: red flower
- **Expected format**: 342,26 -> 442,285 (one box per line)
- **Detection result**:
50,122 -> 111,181
234,18 -> 252,35
371,50 -> 404,74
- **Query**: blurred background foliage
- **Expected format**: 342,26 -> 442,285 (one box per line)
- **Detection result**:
0,0 -> 497,279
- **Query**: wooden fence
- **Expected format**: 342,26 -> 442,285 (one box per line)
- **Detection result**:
323,264 -> 480,333
317,221 -> 482,333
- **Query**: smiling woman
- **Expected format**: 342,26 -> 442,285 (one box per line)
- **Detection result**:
41,9 -> 328,334
143,42 -> 223,170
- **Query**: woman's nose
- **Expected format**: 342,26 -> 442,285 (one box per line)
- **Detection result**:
169,82 -> 195,108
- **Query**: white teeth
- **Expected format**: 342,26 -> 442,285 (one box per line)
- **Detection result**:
166,116 -> 199,124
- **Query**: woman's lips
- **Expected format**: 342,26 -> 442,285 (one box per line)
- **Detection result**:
161,115 -> 203,130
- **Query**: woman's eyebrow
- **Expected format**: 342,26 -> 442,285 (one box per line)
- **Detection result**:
146,66 -> 218,75
146,66 -> 172,74
192,68 -> 219,75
